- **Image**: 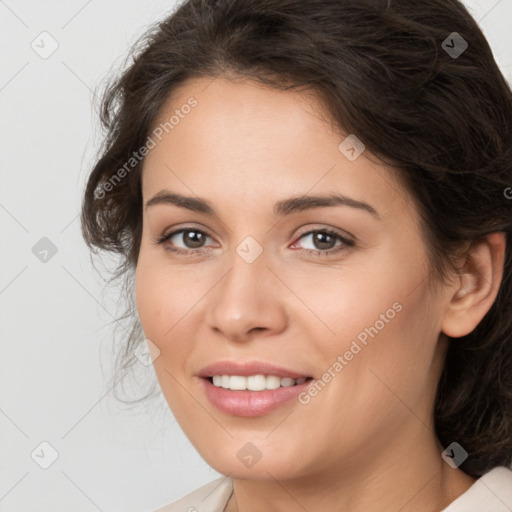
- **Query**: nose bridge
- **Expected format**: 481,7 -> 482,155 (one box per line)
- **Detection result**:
206,236 -> 286,339
218,237 -> 270,309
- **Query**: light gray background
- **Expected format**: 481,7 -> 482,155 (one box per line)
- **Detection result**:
1,1 -> 511,511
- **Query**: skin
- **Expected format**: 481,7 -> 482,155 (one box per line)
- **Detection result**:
135,76 -> 505,511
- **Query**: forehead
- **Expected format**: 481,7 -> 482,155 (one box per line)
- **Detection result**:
141,76 -> 410,220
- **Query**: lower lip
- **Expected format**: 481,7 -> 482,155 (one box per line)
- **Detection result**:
201,378 -> 311,417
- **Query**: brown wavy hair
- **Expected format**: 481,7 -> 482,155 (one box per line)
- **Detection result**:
80,0 -> 512,477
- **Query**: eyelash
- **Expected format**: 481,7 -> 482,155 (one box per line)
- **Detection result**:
153,226 -> 354,258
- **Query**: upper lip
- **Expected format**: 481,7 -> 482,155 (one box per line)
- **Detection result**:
198,361 -> 311,379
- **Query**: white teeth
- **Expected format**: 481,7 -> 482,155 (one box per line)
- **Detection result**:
247,375 -> 266,391
266,375 -> 281,389
229,375 -> 246,390
210,374 -> 308,390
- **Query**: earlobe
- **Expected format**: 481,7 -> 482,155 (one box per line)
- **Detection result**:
441,232 -> 506,338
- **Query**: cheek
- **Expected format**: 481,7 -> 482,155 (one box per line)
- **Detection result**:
134,259 -> 162,339
301,244 -> 438,409
135,260 -> 194,412
331,283 -> 440,427
134,253 -> 183,358
290,248 -> 421,357
134,251 -> 205,370
296,292 -> 440,467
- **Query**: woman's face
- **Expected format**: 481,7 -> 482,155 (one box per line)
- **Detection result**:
135,76 -> 451,480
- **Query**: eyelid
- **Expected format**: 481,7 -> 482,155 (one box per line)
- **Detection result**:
293,224 -> 355,242
152,224 -> 217,246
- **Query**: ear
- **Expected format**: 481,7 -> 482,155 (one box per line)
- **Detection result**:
441,232 -> 506,338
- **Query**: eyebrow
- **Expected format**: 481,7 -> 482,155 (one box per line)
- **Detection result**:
145,190 -> 380,218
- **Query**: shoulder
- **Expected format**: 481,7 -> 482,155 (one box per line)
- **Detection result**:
442,466 -> 512,512
151,477 -> 233,512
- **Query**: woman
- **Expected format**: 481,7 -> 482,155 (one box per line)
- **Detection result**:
80,0 -> 512,510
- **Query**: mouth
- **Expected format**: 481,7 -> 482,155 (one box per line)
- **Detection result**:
198,362 -> 315,417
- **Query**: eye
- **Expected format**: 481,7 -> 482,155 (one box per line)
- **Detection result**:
291,228 -> 354,255
153,226 -> 354,258
154,227 -> 215,255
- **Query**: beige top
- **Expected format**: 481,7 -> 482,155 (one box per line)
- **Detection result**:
153,466 -> 512,512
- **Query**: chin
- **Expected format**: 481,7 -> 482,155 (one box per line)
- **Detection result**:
194,441 -> 309,482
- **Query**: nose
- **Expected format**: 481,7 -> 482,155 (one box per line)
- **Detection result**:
206,247 -> 288,343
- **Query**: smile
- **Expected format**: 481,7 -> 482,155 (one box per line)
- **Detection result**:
198,361 -> 314,416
